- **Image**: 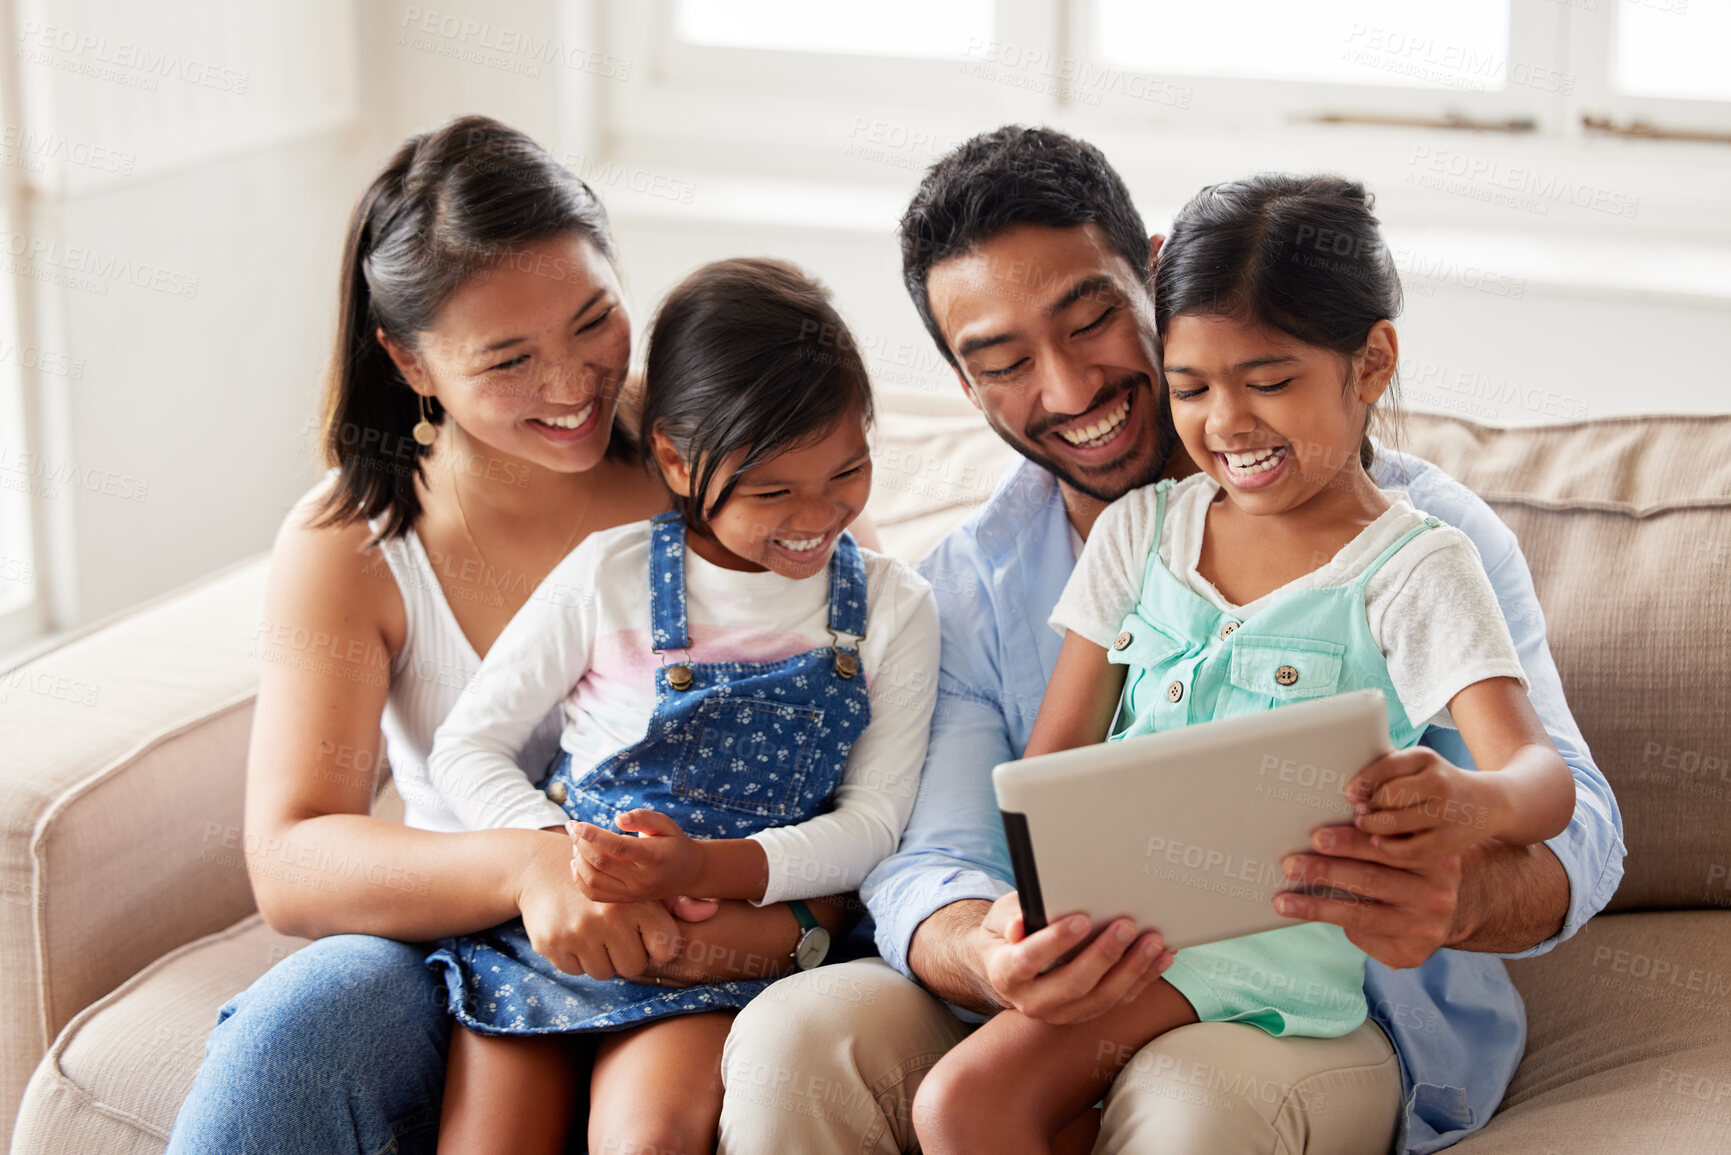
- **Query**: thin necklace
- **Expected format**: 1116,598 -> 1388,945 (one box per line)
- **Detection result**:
448,430 -> 594,593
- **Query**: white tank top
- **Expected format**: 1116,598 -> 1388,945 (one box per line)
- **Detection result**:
370,520 -> 564,832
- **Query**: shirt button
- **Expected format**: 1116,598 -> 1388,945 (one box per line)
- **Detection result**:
1113,632 -> 1133,651
1275,665 -> 1299,687
1167,680 -> 1184,703
1221,621 -> 1239,639
546,781 -> 568,804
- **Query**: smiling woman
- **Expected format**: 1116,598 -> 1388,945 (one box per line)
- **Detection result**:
164,117 -> 846,1155
316,118 -> 633,542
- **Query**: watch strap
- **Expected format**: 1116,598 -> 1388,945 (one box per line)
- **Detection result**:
788,899 -> 820,933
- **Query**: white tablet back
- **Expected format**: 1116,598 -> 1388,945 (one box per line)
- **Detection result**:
993,689 -> 1390,950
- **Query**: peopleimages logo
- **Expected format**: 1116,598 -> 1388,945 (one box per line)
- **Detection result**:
0,229 -> 199,299
1406,146 -> 1641,219
16,22 -> 250,94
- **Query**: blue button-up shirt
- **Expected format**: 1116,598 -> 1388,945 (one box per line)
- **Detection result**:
861,450 -> 1625,1154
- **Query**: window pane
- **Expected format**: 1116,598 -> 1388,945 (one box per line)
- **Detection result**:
674,0 -> 993,59
1616,3 -> 1731,102
1095,0 -> 1511,91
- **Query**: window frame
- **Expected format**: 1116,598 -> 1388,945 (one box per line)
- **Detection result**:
595,0 -> 1731,240
1565,0 -> 1731,138
1062,0 -> 1575,131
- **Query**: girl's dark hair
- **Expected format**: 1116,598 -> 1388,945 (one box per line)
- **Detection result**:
1154,173 -> 1402,470
639,259 -> 874,529
314,114 -> 626,540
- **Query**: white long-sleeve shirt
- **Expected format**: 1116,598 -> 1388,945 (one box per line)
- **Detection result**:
427,519 -> 938,906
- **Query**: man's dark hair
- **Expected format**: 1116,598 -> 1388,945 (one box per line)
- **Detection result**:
899,125 -> 1151,369
639,258 -> 874,529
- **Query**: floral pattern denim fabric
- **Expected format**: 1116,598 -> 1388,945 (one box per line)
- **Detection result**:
427,513 -> 872,1034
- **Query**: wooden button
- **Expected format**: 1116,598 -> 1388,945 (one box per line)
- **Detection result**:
1275,665 -> 1299,687
1113,632 -> 1133,651
1167,680 -> 1184,703
835,651 -> 860,679
545,781 -> 568,805
667,665 -> 693,691
1221,622 -> 1239,639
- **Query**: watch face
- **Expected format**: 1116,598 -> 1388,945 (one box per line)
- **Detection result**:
795,927 -> 831,971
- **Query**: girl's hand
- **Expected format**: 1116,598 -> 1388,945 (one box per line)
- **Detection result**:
1347,748 -> 1503,860
517,830 -> 683,980
569,810 -> 704,903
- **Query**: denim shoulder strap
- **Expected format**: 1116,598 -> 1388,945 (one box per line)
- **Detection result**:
827,531 -> 869,639
648,513 -> 690,652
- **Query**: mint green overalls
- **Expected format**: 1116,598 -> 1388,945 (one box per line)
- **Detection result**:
1107,478 -> 1441,1037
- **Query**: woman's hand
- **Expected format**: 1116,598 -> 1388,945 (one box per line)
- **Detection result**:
1348,748 -> 1499,859
569,809 -> 705,902
517,829 -> 684,980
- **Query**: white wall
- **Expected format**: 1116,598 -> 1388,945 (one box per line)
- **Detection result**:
9,0 -> 368,627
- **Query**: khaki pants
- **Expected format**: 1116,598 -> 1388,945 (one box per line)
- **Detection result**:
718,959 -> 1402,1155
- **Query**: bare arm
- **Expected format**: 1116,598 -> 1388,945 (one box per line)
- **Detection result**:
904,636 -> 1162,1022
642,892 -> 860,984
1353,677 -> 1575,858
243,508 -> 555,940
1450,838 -> 1568,953
908,898 -> 1000,1012
1023,631 -> 1125,759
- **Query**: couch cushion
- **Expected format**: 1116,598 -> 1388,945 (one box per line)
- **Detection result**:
10,914 -> 306,1155
867,390 -> 1018,564
1400,414 -> 1731,912
1452,910 -> 1731,1153
0,556 -> 270,1140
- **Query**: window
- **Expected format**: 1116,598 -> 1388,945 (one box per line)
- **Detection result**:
597,0 -> 1731,236
1580,0 -> 1731,137
1096,0 -> 1511,91
673,0 -> 993,59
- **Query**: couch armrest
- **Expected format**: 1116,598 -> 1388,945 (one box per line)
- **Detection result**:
0,556 -> 269,1140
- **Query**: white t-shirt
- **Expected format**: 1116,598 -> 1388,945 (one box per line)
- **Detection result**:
1051,474 -> 1528,731
428,520 -> 939,906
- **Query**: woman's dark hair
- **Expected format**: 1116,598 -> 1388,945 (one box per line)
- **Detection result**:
639,258 -> 874,529
314,114 -> 625,540
1154,173 -> 1403,469
900,126 -> 1151,369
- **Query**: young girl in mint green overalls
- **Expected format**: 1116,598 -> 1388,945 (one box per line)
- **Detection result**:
914,175 -> 1579,1155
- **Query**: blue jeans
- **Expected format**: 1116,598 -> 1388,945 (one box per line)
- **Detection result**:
166,934 -> 451,1155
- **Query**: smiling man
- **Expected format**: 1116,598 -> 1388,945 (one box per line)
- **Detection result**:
717,127 -> 1624,1155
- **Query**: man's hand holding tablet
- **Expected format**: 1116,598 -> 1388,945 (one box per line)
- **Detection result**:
993,690 -> 1394,954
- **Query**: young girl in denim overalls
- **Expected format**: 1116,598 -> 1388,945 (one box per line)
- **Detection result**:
914,176 -> 1578,1154
421,259 -> 938,1154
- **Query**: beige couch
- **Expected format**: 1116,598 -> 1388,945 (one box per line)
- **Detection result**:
7,395 -> 1730,1152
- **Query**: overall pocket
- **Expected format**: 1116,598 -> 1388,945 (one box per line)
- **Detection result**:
1227,634 -> 1346,703
676,696 -> 825,818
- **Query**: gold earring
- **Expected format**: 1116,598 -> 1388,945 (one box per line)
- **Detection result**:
412,394 -> 437,446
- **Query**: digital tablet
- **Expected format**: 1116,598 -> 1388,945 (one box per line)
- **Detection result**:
993,689 -> 1391,950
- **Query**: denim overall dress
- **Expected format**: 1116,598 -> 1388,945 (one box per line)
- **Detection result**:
1108,479 -> 1440,1037
426,512 -> 873,1035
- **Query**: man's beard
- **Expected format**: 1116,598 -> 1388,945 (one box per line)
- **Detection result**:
989,374 -> 1176,503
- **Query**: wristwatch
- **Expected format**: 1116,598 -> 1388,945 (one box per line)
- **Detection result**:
788,900 -> 831,971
